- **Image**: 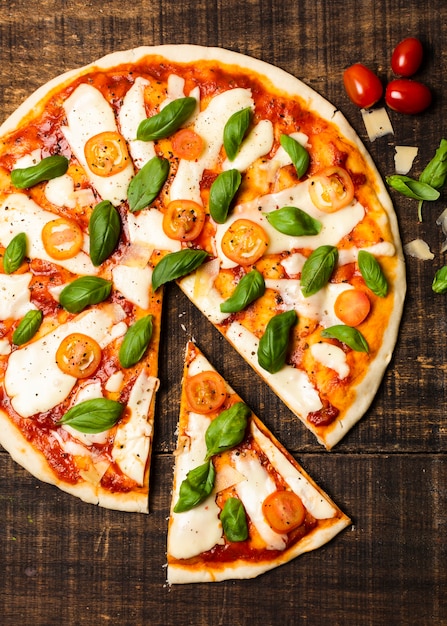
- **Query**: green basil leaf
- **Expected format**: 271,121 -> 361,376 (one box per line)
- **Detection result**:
10,155 -> 69,189
205,402 -> 251,460
89,200 -> 121,266
257,309 -> 297,374
209,169 -> 242,224
300,245 -> 338,297
152,248 -> 208,291
280,134 -> 310,178
419,138 -> 447,191
386,175 -> 440,201
265,206 -> 322,237
321,325 -> 369,353
58,398 -> 124,434
220,268 -> 265,313
12,309 -> 43,346
119,315 -> 153,368
59,276 -> 112,313
223,107 -> 252,161
136,97 -> 197,141
173,460 -> 216,513
221,497 -> 248,542
432,266 -> 447,294
127,156 -> 170,213
358,250 -> 388,297
3,232 -> 27,274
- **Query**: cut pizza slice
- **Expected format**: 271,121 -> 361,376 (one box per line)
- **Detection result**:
167,341 -> 351,584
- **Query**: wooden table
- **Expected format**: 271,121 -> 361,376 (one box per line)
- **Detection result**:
0,1 -> 446,624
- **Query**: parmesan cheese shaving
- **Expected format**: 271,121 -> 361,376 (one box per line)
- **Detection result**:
394,146 -> 418,175
404,238 -> 434,260
361,107 -> 394,142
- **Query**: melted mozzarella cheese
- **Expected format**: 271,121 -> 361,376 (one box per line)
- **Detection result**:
338,241 -> 396,265
112,264 -> 152,309
0,193 -> 96,275
62,83 -> 134,206
169,88 -> 254,205
179,260 -> 229,325
105,370 -> 124,393
222,119 -> 274,172
168,412 -> 223,559
14,149 -> 41,169
0,273 -> 36,320
45,173 -> 95,209
5,308 -> 126,418
126,208 -> 181,253
111,371 -> 159,485
0,337 -> 11,355
250,421 -> 336,519
118,76 -> 156,169
310,342 -> 349,380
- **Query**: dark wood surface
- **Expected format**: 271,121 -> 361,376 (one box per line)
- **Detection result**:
1,1 -> 446,624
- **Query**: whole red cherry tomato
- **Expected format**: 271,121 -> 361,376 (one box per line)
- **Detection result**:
385,79 -> 432,114
343,63 -> 383,109
391,37 -> 424,77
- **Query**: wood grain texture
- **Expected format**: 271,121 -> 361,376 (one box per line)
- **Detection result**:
0,0 -> 446,624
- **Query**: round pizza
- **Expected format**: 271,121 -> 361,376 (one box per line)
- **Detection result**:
0,45 -> 405,524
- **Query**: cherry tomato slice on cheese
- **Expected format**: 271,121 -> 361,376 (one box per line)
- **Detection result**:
185,370 -> 227,414
385,79 -> 432,115
308,167 -> 355,212
343,63 -> 383,109
391,37 -> 424,77
41,218 -> 84,260
334,288 -> 371,326
162,199 -> 206,241
56,333 -> 102,379
84,131 -> 130,177
221,219 -> 269,266
262,490 -> 306,534
171,128 -> 204,161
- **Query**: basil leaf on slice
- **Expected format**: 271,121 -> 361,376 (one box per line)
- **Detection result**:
119,315 -> 153,369
265,206 -> 322,237
386,175 -> 440,201
321,325 -> 369,353
432,266 -> 447,294
127,156 -> 170,213
89,200 -> 121,266
205,401 -> 251,460
223,107 -> 252,161
220,268 -> 265,313
136,97 -> 197,141
173,460 -> 216,513
280,134 -> 310,178
11,155 -> 69,189
59,276 -> 112,313
221,497 -> 248,542
209,169 -> 242,224
257,309 -> 297,374
300,245 -> 338,297
12,309 -> 43,346
152,248 -> 208,291
58,398 -> 124,434
358,250 -> 388,298
3,232 -> 27,274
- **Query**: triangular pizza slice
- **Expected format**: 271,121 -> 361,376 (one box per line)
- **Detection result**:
167,341 -> 351,583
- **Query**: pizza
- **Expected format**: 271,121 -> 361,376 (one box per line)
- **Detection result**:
0,45 -> 405,515
167,341 -> 351,583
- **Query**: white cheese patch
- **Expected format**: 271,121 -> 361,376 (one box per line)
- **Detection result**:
0,193 -> 96,275
250,421 -> 336,519
105,370 -> 124,393
168,412 -> 223,559
112,264 -> 152,309
111,371 -> 158,485
361,107 -> 394,141
5,308 -> 126,418
280,252 -> 307,276
179,260 -> 229,325
404,238 -> 434,260
126,208 -> 182,253
226,321 -> 323,417
0,337 -> 11,355
394,146 -> 418,175
62,83 -> 134,206
14,149 -> 41,169
233,449 -> 287,550
118,76 -> 156,169
45,173 -> 95,209
337,241 -> 396,265
222,119 -> 274,172
310,341 -> 349,380
0,273 -> 36,321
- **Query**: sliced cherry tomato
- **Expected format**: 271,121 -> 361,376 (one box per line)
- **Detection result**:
162,200 -> 206,241
56,333 -> 102,379
391,37 -> 424,77
334,288 -> 371,326
309,167 -> 355,212
84,131 -> 130,177
343,63 -> 383,109
185,370 -> 227,414
385,79 -> 432,115
221,219 -> 269,266
41,218 -> 84,260
262,490 -> 306,534
171,128 -> 204,161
